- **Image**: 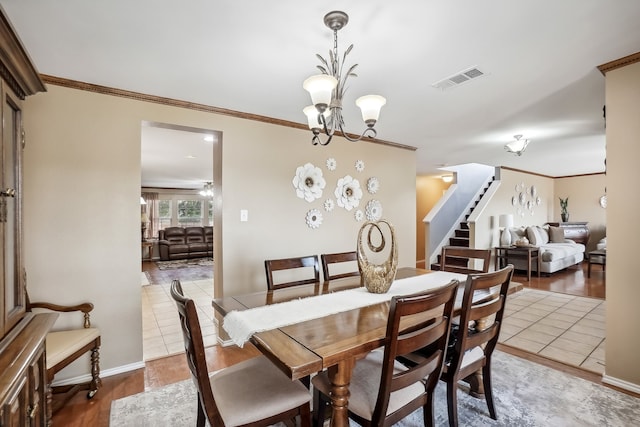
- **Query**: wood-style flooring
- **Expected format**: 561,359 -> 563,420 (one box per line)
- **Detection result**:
53,261 -> 610,427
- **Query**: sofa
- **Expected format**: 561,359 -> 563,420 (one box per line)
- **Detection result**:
158,226 -> 213,261
507,225 -> 585,274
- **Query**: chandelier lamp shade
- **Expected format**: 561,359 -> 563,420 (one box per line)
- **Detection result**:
199,182 -> 214,197
303,11 -> 386,146
504,134 -> 530,156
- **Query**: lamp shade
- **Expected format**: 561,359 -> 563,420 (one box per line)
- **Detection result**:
499,214 -> 514,228
303,105 -> 330,130
355,94 -> 386,124
303,75 -> 337,108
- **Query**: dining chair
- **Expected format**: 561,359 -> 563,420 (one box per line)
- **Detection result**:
320,251 -> 360,281
170,280 -> 312,427
264,255 -> 320,290
440,265 -> 514,427
312,279 -> 459,427
440,246 -> 491,275
26,292 -> 102,414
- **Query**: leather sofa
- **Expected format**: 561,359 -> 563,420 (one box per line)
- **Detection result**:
158,226 -> 213,261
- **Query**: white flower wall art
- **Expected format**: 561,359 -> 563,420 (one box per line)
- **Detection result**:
292,163 -> 326,202
354,210 -> 364,221
366,177 -> 379,194
324,199 -> 335,212
334,175 -> 363,211
305,209 -> 323,229
365,200 -> 383,221
355,160 -> 365,172
326,158 -> 337,171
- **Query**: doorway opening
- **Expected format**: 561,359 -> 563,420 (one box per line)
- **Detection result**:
140,120 -> 222,361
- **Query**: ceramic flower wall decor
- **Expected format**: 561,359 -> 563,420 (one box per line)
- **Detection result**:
292,163 -> 326,202
367,177 -> 380,194
354,210 -> 364,221
326,158 -> 337,171
355,159 -> 365,172
305,209 -> 323,229
334,175 -> 363,211
511,182 -> 541,217
324,199 -> 335,212
365,200 -> 383,221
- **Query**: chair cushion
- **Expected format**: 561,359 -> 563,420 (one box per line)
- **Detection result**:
312,350 -> 424,420
210,355 -> 310,426
548,226 -> 565,243
46,328 -> 100,369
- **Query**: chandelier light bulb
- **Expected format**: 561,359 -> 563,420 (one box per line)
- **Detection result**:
303,75 -> 337,111
355,95 -> 387,126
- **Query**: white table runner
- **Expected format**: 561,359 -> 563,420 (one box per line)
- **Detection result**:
223,271 -> 467,347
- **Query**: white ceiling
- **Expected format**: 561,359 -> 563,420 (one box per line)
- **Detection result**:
3,1 -> 639,187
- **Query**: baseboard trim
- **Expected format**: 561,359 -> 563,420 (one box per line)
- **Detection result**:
602,374 -> 640,394
51,360 -> 146,387
216,336 -> 235,347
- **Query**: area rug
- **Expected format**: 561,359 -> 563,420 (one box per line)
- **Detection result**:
109,351 -> 640,426
155,257 -> 213,270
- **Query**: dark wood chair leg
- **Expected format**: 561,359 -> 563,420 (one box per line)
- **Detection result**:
88,346 -> 101,397
447,380 -> 459,427
482,362 -> 497,419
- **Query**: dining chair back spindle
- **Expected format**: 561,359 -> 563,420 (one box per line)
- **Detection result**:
312,279 -> 459,427
321,251 -> 360,281
264,255 -> 320,290
170,280 -> 311,427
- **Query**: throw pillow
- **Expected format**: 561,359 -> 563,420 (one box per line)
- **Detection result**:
537,226 -> 550,245
526,226 -> 543,246
549,226 -> 565,243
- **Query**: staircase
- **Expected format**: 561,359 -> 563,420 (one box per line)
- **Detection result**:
430,177 -> 494,270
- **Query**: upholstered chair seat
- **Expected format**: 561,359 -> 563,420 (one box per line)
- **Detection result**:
209,355 -> 311,426
46,328 -> 100,368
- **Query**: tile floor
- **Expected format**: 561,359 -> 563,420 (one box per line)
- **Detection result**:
141,277 -> 217,361
499,288 -> 605,374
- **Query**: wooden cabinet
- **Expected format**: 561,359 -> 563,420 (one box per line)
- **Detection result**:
0,313 -> 56,427
546,222 -> 590,246
0,5 -> 49,427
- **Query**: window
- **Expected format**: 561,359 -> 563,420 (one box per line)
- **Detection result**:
158,200 -> 172,229
177,199 -> 203,227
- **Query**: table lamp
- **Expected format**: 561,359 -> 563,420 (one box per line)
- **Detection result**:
499,214 -> 514,246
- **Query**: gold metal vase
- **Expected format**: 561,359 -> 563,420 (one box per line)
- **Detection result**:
357,219 -> 398,293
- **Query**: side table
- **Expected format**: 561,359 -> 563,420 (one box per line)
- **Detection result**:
587,249 -> 606,278
494,245 -> 541,282
141,241 -> 154,261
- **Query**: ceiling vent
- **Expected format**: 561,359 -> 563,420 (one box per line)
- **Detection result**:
432,66 -> 486,90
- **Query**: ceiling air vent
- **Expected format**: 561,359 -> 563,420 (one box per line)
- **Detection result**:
432,66 -> 486,90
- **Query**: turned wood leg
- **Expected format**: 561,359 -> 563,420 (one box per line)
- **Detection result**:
89,346 -> 102,393
464,371 -> 485,398
46,381 -> 53,427
328,358 -> 355,427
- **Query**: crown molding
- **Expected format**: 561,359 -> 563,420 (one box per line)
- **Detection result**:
40,74 -> 416,152
597,51 -> 640,75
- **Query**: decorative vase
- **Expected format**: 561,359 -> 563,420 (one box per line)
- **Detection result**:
561,213 -> 569,222
357,219 -> 398,294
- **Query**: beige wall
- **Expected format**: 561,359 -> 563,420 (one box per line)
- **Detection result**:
603,60 -> 640,389
554,174 -> 607,252
22,84 -> 417,380
416,176 -> 451,267
469,169 -> 555,252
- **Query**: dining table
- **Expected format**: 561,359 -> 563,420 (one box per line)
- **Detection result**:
212,267 -> 488,427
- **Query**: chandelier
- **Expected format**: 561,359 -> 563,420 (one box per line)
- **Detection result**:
504,135 -> 530,156
303,11 -> 386,146
199,182 -> 214,197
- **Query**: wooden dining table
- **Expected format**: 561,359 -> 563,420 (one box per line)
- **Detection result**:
212,267 -> 483,427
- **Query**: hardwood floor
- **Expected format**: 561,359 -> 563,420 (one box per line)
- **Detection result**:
53,260 -> 608,426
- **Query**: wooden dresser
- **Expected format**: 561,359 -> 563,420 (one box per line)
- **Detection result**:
0,6 -> 50,426
546,222 -> 590,246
